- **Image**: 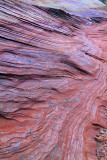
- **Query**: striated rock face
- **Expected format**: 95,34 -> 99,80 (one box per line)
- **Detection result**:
0,0 -> 107,160
18,0 -> 107,18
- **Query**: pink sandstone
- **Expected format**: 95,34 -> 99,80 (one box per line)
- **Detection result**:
0,0 -> 107,160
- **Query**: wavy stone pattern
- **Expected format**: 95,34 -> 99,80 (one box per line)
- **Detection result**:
0,0 -> 107,160
19,0 -> 107,18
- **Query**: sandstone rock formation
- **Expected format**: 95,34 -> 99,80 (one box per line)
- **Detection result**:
18,0 -> 107,18
0,0 -> 107,160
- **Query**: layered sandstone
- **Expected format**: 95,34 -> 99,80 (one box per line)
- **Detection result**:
0,0 -> 107,160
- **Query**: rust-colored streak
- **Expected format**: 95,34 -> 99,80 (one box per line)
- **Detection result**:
0,0 -> 107,160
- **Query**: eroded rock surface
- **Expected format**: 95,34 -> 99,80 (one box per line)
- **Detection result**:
0,0 -> 107,160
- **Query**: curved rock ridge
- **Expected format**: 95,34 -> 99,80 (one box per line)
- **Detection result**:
0,0 -> 107,160
17,0 -> 107,18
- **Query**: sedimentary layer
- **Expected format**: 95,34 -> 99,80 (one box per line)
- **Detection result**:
0,0 -> 107,160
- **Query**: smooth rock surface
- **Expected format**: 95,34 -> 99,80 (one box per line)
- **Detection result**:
0,0 -> 107,160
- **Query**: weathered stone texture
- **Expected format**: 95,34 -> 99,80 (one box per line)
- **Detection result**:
0,0 -> 107,160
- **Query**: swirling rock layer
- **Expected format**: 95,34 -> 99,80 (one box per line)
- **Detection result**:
0,0 -> 107,160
